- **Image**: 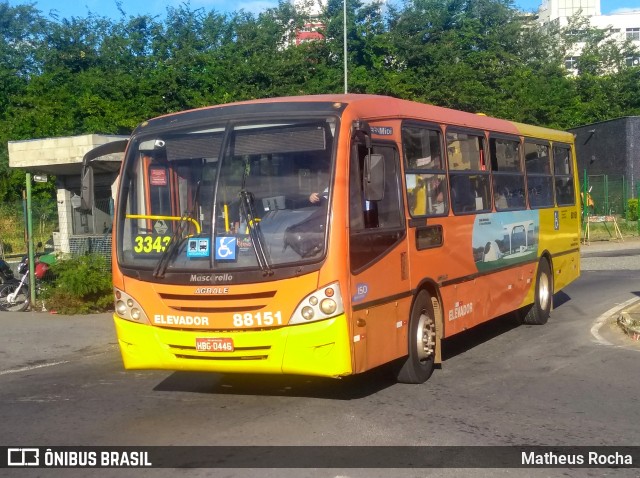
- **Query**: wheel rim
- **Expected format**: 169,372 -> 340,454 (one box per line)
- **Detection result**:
0,286 -> 28,310
416,310 -> 436,363
538,271 -> 550,312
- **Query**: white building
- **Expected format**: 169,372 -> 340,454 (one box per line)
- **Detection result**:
536,0 -> 640,70
291,0 -> 326,45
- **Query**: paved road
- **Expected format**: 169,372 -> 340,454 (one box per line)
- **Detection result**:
1,240 -> 639,477
580,236 -> 640,270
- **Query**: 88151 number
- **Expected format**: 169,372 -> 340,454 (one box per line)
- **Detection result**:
233,311 -> 282,327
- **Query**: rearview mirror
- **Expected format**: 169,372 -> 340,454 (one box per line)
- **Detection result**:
80,166 -> 94,211
363,153 -> 385,201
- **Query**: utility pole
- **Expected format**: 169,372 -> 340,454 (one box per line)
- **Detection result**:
26,173 -> 36,306
343,0 -> 348,94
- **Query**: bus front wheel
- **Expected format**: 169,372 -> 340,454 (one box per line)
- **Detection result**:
395,290 -> 436,384
521,259 -> 552,325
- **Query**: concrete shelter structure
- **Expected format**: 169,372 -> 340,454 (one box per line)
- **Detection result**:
8,134 -> 126,255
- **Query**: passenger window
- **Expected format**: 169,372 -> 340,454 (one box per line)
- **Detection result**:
406,174 -> 447,216
402,125 -> 448,217
490,137 -> 525,211
524,141 -> 554,208
403,126 -> 444,170
553,145 -> 575,206
446,131 -> 490,214
446,132 -> 486,171
524,142 -> 551,175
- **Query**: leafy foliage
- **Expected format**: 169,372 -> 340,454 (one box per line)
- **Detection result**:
1,0 -> 640,207
628,199 -> 639,222
44,254 -> 113,314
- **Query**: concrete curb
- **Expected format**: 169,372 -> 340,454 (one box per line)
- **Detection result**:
617,305 -> 640,341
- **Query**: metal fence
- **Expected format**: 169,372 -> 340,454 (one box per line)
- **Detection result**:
582,174 -> 627,216
0,196 -> 113,271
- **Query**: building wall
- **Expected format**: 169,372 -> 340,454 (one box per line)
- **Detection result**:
569,117 -> 640,198
538,0 -> 600,23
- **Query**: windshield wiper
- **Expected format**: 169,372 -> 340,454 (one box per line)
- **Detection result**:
153,181 -> 202,279
238,189 -> 273,276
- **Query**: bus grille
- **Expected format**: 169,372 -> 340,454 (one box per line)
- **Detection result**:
158,291 -> 276,313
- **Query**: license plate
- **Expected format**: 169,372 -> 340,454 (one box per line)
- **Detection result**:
195,337 -> 234,352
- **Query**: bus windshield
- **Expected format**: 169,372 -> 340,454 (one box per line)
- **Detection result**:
117,117 -> 337,277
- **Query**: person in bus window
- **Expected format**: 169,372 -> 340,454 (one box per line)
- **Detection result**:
307,156 -> 330,205
495,187 -> 509,210
428,176 -> 445,214
309,187 -> 328,204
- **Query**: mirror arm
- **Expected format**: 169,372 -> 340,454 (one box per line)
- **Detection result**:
351,119 -> 371,148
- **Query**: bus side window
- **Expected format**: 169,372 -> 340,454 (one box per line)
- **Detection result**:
524,141 -> 554,208
446,131 -> 491,214
402,124 -> 448,217
489,136 -> 525,211
553,145 -> 575,206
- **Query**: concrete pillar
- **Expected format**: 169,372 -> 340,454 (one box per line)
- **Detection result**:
56,187 -> 73,254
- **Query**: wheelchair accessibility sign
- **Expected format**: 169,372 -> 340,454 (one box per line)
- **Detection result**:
215,236 -> 237,261
187,238 -> 210,258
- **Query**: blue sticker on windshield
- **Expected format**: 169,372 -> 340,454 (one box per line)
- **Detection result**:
187,238 -> 210,258
215,236 -> 237,261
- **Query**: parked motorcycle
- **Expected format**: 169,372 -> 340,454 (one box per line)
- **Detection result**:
0,258 -> 15,284
0,251 -> 56,312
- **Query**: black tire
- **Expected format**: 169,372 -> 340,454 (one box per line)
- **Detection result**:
0,283 -> 30,312
521,259 -> 552,325
395,290 -> 437,384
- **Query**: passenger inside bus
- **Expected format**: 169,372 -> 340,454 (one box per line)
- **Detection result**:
450,175 -> 476,213
495,187 -> 509,210
428,175 -> 445,213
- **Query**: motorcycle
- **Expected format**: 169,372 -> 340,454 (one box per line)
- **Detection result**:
0,258 -> 16,284
0,251 -> 56,312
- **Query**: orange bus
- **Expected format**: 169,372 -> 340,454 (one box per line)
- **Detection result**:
87,94 -> 580,383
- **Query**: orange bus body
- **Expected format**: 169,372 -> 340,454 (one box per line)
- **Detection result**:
110,95 -> 580,383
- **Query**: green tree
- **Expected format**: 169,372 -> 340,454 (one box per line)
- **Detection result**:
0,2 -> 49,201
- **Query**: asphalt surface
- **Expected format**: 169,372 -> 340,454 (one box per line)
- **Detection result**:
1,237 -> 640,376
1,238 -> 639,478
0,311 -> 116,374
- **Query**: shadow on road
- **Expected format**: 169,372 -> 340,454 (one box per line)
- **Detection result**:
153,365 -> 398,400
553,290 -> 571,308
153,292 -> 574,399
441,291 -> 573,361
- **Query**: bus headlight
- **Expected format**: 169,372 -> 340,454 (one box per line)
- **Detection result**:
320,299 -> 337,315
114,288 -> 150,324
116,301 -> 128,316
301,306 -> 315,320
289,282 -> 344,325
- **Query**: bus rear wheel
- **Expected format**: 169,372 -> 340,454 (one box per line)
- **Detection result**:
395,290 -> 436,384
521,259 -> 552,325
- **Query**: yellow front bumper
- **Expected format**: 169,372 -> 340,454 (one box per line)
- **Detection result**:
113,313 -> 353,378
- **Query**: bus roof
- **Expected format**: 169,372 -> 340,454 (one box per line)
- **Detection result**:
136,94 -> 573,143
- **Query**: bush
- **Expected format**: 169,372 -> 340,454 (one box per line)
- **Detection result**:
43,254 -> 113,314
628,199 -> 639,222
